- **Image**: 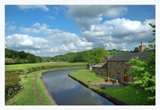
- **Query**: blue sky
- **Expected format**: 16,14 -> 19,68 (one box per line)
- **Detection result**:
5,5 -> 155,57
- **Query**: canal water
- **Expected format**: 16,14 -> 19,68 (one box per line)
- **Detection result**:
41,69 -> 114,105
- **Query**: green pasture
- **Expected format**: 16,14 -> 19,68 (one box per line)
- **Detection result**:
5,62 -> 87,71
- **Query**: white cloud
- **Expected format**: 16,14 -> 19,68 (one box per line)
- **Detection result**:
47,30 -> 93,53
32,22 -> 41,28
19,27 -> 32,33
7,25 -> 16,30
47,15 -> 55,20
17,5 -> 49,11
66,5 -> 127,29
66,5 -> 127,19
5,34 -> 49,51
20,23 -> 58,35
15,18 -> 155,57
81,18 -> 155,44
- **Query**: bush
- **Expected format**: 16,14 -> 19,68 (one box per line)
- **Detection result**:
5,73 -> 22,102
5,58 -> 14,65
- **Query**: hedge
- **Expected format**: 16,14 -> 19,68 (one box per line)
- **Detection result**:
5,73 -> 22,102
5,58 -> 14,65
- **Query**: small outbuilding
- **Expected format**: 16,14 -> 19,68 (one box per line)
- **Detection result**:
92,63 -> 104,75
87,63 -> 97,70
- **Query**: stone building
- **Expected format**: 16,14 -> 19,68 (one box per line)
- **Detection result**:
87,63 -> 97,70
92,55 -> 112,75
92,63 -> 104,75
107,41 -> 151,82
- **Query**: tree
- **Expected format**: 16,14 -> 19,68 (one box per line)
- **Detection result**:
125,23 -> 155,100
26,54 -> 36,63
134,47 -> 139,51
12,55 -> 16,59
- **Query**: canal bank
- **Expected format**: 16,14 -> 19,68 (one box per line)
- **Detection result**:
68,74 -> 127,105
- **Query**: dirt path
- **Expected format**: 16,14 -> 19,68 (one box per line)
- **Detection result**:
39,76 -> 57,105
30,71 -> 46,105
30,71 -> 57,105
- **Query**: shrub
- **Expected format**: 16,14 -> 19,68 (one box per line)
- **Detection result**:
5,73 -> 22,102
5,58 -> 14,65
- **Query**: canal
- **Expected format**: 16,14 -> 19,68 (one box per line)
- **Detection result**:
41,69 -> 115,105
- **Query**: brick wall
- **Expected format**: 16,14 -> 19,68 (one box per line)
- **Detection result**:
107,61 -> 134,82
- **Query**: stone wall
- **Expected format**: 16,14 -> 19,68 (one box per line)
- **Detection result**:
92,67 -> 101,75
101,68 -> 107,77
107,61 -> 134,82
101,56 -> 108,63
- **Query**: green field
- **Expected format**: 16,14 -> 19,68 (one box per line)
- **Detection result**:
5,62 -> 87,71
70,69 -> 106,85
69,69 -> 155,105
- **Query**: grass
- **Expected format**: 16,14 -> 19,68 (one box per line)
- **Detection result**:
96,86 -> 155,105
69,69 -> 155,105
69,69 -> 106,85
5,62 -> 87,71
34,71 -> 52,105
7,69 -> 53,105
8,78 -> 42,105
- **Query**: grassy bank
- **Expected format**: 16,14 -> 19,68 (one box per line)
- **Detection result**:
69,69 -> 155,105
6,70 -> 52,105
69,69 -> 106,85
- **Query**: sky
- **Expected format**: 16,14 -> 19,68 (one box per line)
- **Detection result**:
5,5 -> 155,57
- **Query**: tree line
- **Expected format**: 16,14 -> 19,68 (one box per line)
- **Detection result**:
44,47 -> 128,63
5,48 -> 43,64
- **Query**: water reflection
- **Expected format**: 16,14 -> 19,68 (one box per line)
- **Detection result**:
42,71 -> 79,93
42,69 -> 114,105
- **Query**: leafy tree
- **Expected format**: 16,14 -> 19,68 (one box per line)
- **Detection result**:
125,23 -> 155,100
134,47 -> 139,51
12,55 -> 16,59
18,51 -> 27,59
26,54 -> 36,63
14,56 -> 21,64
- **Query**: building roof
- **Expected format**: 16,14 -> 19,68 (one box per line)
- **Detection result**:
108,50 -> 152,62
101,63 -> 108,68
105,55 -> 113,59
87,63 -> 97,66
92,63 -> 104,68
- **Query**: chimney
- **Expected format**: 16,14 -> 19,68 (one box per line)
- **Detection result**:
139,41 -> 145,51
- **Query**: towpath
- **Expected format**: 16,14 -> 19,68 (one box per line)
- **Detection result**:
30,71 -> 57,105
